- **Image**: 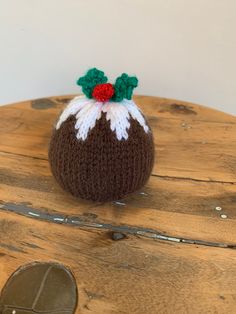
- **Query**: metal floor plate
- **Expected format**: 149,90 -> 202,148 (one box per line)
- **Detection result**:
0,262 -> 78,314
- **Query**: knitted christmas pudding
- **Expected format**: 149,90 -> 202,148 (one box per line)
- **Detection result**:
49,68 -> 154,202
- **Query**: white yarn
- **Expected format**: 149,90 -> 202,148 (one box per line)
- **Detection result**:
56,96 -> 149,141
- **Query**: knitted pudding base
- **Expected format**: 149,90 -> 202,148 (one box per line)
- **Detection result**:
49,113 -> 154,202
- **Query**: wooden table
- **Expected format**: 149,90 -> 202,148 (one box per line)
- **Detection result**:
0,96 -> 236,313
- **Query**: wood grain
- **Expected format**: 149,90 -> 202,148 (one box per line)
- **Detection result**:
0,95 -> 236,313
0,211 -> 236,314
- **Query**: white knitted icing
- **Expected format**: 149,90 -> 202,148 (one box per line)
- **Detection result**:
56,95 -> 149,141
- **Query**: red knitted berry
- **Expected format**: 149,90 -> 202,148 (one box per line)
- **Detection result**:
92,83 -> 114,102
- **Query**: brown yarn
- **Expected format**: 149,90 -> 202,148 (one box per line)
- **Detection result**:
48,113 -> 154,202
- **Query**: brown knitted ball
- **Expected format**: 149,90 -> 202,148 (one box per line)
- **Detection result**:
48,98 -> 154,202
49,68 -> 155,201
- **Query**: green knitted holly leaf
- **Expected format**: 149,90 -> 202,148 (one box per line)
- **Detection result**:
77,68 -> 108,98
112,73 -> 138,102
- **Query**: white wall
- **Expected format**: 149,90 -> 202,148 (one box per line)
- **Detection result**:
0,0 -> 236,115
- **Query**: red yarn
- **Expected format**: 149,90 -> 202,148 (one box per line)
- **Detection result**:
92,83 -> 114,102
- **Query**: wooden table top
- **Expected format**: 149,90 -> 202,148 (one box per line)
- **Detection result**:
0,95 -> 236,313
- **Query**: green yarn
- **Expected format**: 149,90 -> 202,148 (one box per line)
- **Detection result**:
77,68 -> 108,98
112,73 -> 138,102
77,68 -> 138,101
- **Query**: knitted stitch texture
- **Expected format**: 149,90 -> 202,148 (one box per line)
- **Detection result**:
49,68 -> 154,202
55,96 -> 149,141
49,112 -> 154,202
